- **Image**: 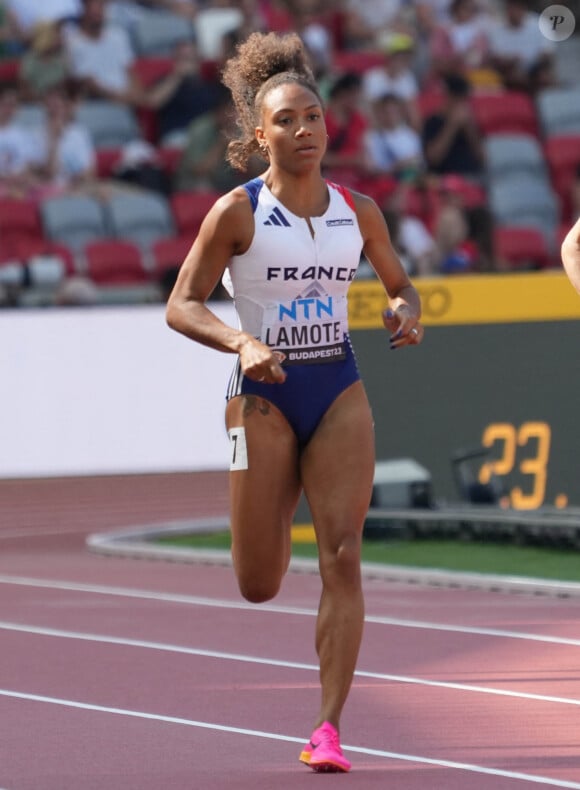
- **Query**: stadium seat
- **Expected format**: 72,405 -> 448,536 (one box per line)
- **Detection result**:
40,194 -> 108,250
104,191 -> 175,249
10,237 -> 77,275
0,199 -> 42,245
151,235 -> 192,277
170,190 -> 221,238
536,87 -> 580,136
157,145 -> 183,176
95,148 -> 123,178
489,175 -> 560,251
131,56 -> 174,87
84,239 -> 148,285
485,133 -> 548,181
131,9 -> 195,56
0,58 -> 19,85
75,101 -> 142,148
471,91 -> 538,136
493,226 -> 551,270
332,50 -> 385,74
544,135 -> 580,222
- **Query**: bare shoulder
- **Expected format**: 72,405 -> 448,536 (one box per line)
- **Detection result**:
198,185 -> 255,254
348,188 -> 390,242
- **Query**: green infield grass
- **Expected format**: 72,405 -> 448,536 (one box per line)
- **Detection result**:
156,530 -> 580,582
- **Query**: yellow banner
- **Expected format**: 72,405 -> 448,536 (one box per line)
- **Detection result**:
348,271 -> 580,327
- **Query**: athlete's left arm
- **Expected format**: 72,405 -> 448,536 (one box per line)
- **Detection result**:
561,217 -> 580,296
354,191 -> 423,347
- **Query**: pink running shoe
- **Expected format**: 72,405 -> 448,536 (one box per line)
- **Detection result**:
299,721 -> 352,773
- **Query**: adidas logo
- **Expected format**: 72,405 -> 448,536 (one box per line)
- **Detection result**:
264,207 -> 291,227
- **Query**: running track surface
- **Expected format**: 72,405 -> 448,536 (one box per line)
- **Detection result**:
2,473 -> 580,790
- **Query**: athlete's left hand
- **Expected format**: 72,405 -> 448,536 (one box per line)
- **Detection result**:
383,306 -> 424,349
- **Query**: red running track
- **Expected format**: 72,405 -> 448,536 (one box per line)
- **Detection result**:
1,473 -> 580,790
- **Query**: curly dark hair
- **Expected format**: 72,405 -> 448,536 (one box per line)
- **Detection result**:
221,31 -> 322,171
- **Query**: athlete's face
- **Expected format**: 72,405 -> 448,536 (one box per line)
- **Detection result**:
256,83 -> 327,173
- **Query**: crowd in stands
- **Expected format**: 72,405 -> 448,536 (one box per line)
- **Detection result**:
0,0 -> 579,307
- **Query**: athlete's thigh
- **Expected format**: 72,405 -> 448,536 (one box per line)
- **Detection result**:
226,394 -> 302,571
300,381 -> 375,553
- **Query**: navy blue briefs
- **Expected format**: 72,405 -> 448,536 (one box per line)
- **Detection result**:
226,336 -> 361,448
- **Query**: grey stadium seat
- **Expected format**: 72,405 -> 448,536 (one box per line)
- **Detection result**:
489,175 -> 560,250
484,133 -> 548,181
104,191 -> 175,249
40,194 -> 107,251
536,87 -> 580,136
75,101 -> 142,149
130,9 -> 195,56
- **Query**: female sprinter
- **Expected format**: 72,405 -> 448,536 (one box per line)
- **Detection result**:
166,31 -> 424,773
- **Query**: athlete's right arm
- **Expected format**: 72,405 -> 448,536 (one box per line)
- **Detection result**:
561,217 -> 580,296
166,188 -> 254,353
165,187 -> 286,383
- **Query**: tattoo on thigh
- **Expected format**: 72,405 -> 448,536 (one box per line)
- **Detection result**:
243,396 -> 270,418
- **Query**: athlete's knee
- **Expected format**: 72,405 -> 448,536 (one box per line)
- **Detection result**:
319,532 -> 362,587
237,574 -> 282,603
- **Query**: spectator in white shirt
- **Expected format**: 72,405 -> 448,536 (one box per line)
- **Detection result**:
365,93 -> 424,182
0,83 -> 35,198
63,0 -> 143,105
28,84 -> 96,196
362,33 -> 421,129
488,0 -> 555,92
4,0 -> 80,38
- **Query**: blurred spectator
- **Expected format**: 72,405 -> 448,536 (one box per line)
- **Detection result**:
4,0 -> 80,40
145,40 -> 222,144
27,84 -> 97,197
193,0 -> 245,60
141,0 -> 197,20
0,83 -> 35,198
340,0 -> 410,50
323,71 -> 371,189
429,0 -> 490,78
286,0 -> 333,75
436,174 -> 493,271
55,274 -> 100,305
112,139 -> 171,194
19,21 -> 70,101
0,0 -> 23,57
174,83 -> 256,193
364,93 -> 424,183
362,33 -> 421,130
422,73 -> 484,181
63,0 -> 144,106
487,0 -> 555,93
383,197 -> 438,276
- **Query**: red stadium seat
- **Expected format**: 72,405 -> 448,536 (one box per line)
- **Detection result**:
544,135 -> 580,222
84,239 -> 148,284
494,226 -> 551,270
157,146 -> 182,176
0,58 -> 20,85
0,198 -> 42,244
470,91 -> 539,137
332,50 -> 385,75
95,147 -> 123,178
10,237 -> 77,275
170,190 -> 221,237
132,56 -> 173,87
151,235 -> 191,277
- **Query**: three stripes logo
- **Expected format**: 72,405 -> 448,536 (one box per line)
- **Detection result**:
264,207 -> 291,227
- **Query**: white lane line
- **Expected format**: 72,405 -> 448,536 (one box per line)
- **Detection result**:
1,573 -> 580,647
1,620 -> 579,707
1,688 -> 579,788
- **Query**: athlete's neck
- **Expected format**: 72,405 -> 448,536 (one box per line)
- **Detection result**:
262,170 -> 329,218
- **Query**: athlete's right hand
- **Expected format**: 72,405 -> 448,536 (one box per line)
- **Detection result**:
238,336 -> 287,384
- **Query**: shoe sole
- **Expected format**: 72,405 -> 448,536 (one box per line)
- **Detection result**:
310,761 -> 350,773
